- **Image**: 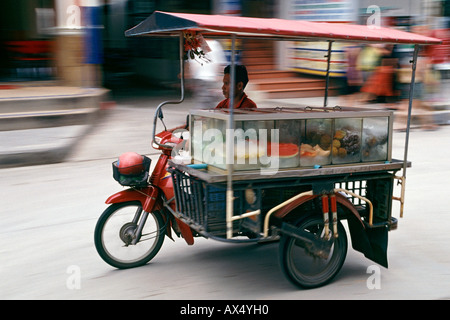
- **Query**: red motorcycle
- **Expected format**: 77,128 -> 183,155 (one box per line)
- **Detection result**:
94,127 -> 195,269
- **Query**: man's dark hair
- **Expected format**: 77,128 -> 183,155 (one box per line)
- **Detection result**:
224,65 -> 249,89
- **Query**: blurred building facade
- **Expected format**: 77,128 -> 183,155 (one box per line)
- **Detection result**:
0,0 -> 448,88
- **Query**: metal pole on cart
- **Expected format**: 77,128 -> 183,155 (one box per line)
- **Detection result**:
324,40 -> 333,107
396,44 -> 420,218
226,34 -> 237,239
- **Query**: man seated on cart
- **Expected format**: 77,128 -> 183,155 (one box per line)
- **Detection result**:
215,64 -> 257,109
170,64 -> 257,132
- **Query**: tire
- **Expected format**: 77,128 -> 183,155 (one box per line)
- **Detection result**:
94,201 -> 166,269
279,215 -> 347,289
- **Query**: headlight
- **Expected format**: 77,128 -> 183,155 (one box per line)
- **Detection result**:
152,136 -> 162,149
154,136 -> 162,144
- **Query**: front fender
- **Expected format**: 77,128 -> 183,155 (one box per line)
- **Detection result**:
106,187 -> 194,246
106,187 -> 162,212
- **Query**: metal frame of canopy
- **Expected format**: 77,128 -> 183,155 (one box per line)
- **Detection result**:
125,11 -> 440,44
125,11 -> 441,238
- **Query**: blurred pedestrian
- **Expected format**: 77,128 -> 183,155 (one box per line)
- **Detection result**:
359,44 -> 398,107
356,44 -> 382,83
396,47 -> 438,130
341,45 -> 363,106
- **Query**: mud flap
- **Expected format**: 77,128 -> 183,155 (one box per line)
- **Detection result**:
347,216 -> 389,268
174,217 -> 194,245
364,224 -> 389,268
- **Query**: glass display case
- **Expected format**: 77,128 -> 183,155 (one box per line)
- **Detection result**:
189,107 -> 393,172
300,118 -> 332,167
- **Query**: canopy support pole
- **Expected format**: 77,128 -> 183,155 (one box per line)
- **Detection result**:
324,40 -> 333,107
396,44 -> 419,218
226,34 -> 237,239
403,44 -> 419,176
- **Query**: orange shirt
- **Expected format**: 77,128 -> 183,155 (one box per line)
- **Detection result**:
215,93 -> 257,109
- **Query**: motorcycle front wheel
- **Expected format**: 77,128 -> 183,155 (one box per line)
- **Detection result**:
94,201 -> 166,269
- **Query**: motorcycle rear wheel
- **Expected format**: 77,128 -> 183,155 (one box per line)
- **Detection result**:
94,201 -> 165,269
279,215 -> 347,289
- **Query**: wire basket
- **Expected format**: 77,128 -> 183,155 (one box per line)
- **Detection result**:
112,155 -> 151,187
169,168 -> 243,236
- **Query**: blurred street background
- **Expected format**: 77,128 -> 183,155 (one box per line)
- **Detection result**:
1,0 -> 450,300
0,0 -> 449,167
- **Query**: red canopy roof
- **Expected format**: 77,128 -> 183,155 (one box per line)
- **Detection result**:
125,11 -> 441,45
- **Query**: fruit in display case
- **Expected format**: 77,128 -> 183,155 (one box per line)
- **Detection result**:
332,124 -> 361,163
267,142 -> 299,168
362,132 -> 388,161
300,143 -> 330,158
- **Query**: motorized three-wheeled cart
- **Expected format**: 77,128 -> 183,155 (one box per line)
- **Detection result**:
94,11 -> 441,288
